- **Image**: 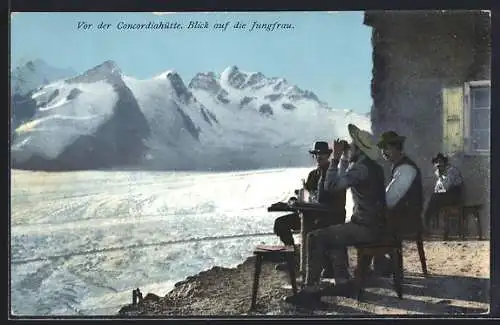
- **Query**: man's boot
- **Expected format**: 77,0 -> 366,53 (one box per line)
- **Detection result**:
373,254 -> 393,278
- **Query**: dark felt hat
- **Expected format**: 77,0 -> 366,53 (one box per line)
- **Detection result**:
308,141 -> 332,155
431,152 -> 449,165
376,131 -> 407,148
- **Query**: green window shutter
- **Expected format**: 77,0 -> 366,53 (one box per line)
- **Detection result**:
442,87 -> 464,154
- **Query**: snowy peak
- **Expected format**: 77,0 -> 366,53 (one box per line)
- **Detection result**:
190,66 -> 323,105
151,70 -> 195,105
221,65 -> 246,89
66,60 -> 122,85
188,72 -> 221,93
245,72 -> 266,88
220,65 -> 267,90
11,59 -> 151,170
164,71 -> 194,104
154,69 -> 183,79
11,59 -> 76,95
96,60 -> 121,73
285,85 -> 320,102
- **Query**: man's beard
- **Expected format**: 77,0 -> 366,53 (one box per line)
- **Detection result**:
318,159 -> 329,169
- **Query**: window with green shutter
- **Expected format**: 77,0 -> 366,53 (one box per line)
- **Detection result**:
442,81 -> 491,155
442,86 -> 464,154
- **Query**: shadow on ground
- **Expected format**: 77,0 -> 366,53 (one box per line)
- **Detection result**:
317,272 -> 489,315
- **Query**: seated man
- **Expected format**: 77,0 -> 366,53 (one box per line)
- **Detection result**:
369,130 -> 425,276
424,153 -> 464,229
315,140 -> 351,280
274,141 -> 349,278
285,124 -> 387,305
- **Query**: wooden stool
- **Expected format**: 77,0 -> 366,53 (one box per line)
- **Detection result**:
250,245 -> 298,310
355,240 -> 403,301
440,204 -> 483,240
463,204 -> 483,240
440,206 -> 463,240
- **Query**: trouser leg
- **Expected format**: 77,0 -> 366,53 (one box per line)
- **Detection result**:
314,213 -> 349,279
424,193 -> 446,227
328,247 -> 350,279
273,213 -> 301,246
305,222 -> 381,286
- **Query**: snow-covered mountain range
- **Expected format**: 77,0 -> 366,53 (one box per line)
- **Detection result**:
10,60 -> 371,171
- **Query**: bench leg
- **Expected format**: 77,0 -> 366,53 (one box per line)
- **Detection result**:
285,254 -> 298,294
250,254 -> 263,311
416,234 -> 428,276
398,243 -> 404,283
475,211 -> 483,240
392,247 -> 403,299
458,209 -> 466,240
462,212 -> 468,240
300,214 -> 313,280
443,214 -> 450,241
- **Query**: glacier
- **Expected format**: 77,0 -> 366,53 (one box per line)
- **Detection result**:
10,168 -> 355,315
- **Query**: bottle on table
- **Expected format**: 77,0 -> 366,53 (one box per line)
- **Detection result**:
298,178 -> 310,203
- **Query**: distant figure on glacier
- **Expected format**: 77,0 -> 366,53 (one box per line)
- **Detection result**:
285,124 -> 386,306
423,152 -> 464,229
273,141 -> 349,279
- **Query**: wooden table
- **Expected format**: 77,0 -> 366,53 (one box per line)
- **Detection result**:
267,201 -> 333,279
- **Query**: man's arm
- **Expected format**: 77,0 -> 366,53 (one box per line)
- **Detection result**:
324,158 -> 369,192
317,158 -> 350,201
440,166 -> 463,191
385,164 -> 417,209
338,157 -> 350,177
304,169 -> 319,192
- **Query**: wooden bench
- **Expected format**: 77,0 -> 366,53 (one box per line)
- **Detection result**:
250,235 -> 425,305
250,245 -> 298,310
438,204 -> 483,240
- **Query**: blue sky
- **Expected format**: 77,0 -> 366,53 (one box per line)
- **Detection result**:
11,11 -> 373,114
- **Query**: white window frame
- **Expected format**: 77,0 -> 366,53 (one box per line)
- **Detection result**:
463,80 -> 490,155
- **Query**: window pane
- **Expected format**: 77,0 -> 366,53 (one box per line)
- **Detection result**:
472,86 -> 490,108
471,130 -> 490,151
471,108 -> 490,130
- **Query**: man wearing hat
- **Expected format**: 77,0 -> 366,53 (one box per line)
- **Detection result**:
371,130 -> 425,275
285,124 -> 387,305
273,141 -> 350,278
423,152 -> 464,228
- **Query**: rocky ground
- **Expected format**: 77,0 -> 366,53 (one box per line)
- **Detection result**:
118,240 -> 489,316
